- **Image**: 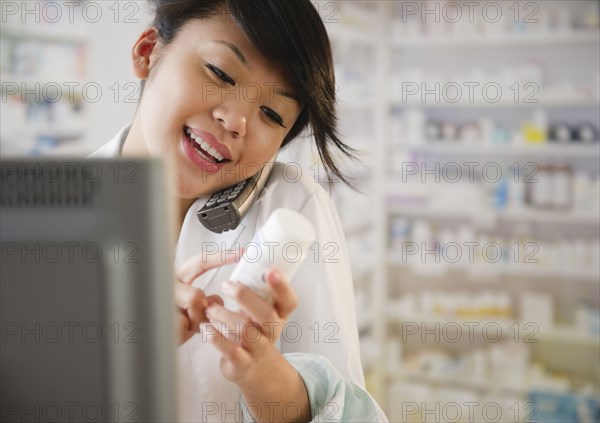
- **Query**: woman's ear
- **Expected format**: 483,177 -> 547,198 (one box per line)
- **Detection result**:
132,28 -> 159,79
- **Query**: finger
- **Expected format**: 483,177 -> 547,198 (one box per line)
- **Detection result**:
177,249 -> 242,284
265,269 -> 298,320
177,312 -> 194,345
206,304 -> 250,335
174,281 -> 207,310
174,281 -> 208,330
206,294 -> 224,307
201,322 -> 251,365
206,304 -> 270,350
222,280 -> 280,330
222,280 -> 278,321
206,305 -> 266,350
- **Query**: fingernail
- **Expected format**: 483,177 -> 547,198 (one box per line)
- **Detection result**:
269,269 -> 282,285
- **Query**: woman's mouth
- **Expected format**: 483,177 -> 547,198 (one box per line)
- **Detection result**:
184,127 -> 226,163
181,127 -> 230,174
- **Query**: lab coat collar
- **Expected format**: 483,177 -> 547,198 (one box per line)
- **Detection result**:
90,124 -> 254,289
89,124 -> 130,157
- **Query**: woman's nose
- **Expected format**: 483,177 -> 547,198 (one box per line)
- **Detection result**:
212,104 -> 247,138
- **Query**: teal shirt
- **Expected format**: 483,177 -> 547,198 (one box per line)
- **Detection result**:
242,353 -> 385,422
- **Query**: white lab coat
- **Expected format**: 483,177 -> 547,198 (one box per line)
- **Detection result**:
91,125 -> 386,422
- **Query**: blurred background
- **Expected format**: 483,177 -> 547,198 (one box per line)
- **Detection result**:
1,1 -> 599,421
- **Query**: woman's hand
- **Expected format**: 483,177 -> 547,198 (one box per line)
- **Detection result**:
202,269 -> 311,422
174,250 -> 240,345
203,268 -> 298,383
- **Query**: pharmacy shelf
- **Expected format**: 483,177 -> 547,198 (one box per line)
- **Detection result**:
387,312 -> 600,347
389,370 -> 600,400
326,26 -> 378,45
499,208 -> 599,225
390,142 -> 600,159
22,123 -> 86,138
329,2 -> 600,412
42,141 -> 96,156
391,31 -> 600,48
388,370 -> 530,396
501,265 -> 600,284
539,326 -> 600,347
388,253 -> 600,283
390,97 -> 600,109
1,22 -> 90,156
0,73 -> 85,91
385,202 -> 600,226
502,208 -> 599,225
1,26 -> 88,44
337,98 -> 378,110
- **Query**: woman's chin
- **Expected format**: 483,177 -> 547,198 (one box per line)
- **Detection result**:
175,188 -> 208,200
174,179 -> 215,199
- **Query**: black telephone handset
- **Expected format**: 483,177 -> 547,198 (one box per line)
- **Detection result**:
196,159 -> 275,233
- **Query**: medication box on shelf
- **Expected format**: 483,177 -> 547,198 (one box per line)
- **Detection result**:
529,391 -> 600,423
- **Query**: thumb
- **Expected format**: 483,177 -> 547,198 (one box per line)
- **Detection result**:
266,269 -> 298,319
206,294 -> 224,307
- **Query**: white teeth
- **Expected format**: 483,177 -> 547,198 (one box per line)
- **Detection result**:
185,128 -> 224,162
193,147 -> 213,162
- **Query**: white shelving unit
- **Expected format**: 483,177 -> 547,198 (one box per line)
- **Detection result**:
392,97 -> 600,109
385,203 -> 600,226
390,142 -> 600,158
386,311 -> 600,347
391,31 -> 600,48
0,7 -> 90,156
326,1 -> 600,420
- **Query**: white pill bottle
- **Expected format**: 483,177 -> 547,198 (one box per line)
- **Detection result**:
229,208 -> 316,307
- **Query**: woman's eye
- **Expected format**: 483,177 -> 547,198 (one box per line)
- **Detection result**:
260,106 -> 286,128
205,64 -> 235,85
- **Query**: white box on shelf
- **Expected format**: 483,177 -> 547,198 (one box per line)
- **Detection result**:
520,292 -> 554,331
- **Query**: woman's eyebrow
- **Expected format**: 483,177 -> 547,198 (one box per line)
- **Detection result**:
214,40 -> 247,65
213,40 -> 298,103
275,88 -> 299,103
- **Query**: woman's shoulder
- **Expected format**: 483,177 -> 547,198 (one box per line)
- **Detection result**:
260,161 -> 334,212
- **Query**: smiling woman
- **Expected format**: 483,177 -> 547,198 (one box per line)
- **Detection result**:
90,1 -> 386,422
121,15 -> 303,197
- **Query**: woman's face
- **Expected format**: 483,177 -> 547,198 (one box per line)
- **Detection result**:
129,12 -> 302,198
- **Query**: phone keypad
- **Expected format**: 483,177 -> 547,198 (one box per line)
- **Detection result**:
205,180 -> 247,208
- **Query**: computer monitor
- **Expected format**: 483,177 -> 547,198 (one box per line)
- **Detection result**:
1,159 -> 177,423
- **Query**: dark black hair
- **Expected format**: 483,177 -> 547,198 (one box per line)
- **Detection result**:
148,0 -> 357,187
